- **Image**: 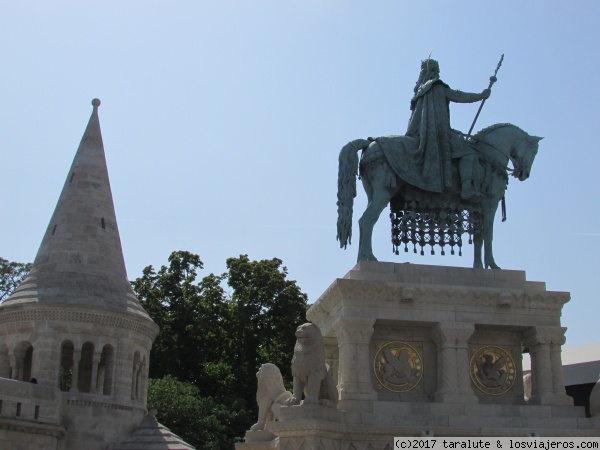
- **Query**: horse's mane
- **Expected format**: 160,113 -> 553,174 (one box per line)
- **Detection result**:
472,123 -> 527,141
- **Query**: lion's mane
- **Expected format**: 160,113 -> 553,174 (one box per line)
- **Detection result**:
288,322 -> 338,407
256,363 -> 288,411
291,323 -> 327,383
250,363 -> 291,431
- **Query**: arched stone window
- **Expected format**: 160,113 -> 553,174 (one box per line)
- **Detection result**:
13,341 -> 33,382
59,341 -> 74,391
0,343 -> 10,379
98,344 -> 114,396
78,342 -> 95,393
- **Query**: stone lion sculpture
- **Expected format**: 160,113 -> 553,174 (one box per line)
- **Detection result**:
285,322 -> 338,407
250,363 -> 292,431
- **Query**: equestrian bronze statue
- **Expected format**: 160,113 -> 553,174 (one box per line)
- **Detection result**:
337,58 -> 542,269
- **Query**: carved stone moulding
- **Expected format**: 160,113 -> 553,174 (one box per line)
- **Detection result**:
243,430 -> 277,443
308,262 -> 570,333
0,304 -> 159,340
0,417 -> 66,439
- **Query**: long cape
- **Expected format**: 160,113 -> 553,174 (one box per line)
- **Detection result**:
404,80 -> 454,192
376,135 -> 442,192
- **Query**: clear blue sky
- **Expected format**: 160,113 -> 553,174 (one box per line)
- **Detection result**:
2,1 -> 599,347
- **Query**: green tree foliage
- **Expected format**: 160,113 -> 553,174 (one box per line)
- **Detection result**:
132,251 -> 233,394
148,376 -> 252,450
132,251 -> 308,448
0,257 -> 32,302
226,255 -> 308,406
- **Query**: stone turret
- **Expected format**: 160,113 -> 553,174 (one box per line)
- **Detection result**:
0,100 -> 160,449
5,98 -> 146,316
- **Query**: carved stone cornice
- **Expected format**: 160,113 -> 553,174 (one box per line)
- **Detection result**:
307,277 -> 569,335
313,279 -> 569,311
0,305 -> 159,340
65,398 -> 135,411
268,418 -> 349,436
523,326 -> 567,347
0,416 -> 66,438
62,390 -> 147,412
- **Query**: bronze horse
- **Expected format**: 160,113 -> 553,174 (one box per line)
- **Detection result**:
337,124 -> 542,268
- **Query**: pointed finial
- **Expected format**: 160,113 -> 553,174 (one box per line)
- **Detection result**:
92,98 -> 101,108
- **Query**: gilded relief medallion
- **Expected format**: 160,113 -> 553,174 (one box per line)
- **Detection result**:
470,346 -> 516,395
374,341 -> 423,392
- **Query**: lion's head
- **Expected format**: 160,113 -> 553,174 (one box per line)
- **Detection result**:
294,322 -> 324,355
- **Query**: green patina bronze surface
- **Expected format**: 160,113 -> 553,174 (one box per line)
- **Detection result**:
336,58 -> 543,269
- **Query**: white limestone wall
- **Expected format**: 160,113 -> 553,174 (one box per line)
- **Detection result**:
0,303 -> 158,450
0,378 -> 63,424
0,378 -> 65,450
60,392 -> 147,450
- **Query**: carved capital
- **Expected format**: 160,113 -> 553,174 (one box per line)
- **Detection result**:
332,318 -> 375,345
523,327 -> 567,348
431,322 -> 475,349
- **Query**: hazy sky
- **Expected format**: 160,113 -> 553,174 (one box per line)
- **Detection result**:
2,2 -> 599,347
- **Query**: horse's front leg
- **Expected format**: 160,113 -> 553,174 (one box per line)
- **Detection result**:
482,199 -> 501,269
473,230 -> 484,269
358,191 -> 390,262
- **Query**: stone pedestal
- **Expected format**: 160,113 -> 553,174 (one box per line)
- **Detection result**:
307,261 -> 574,411
237,262 -> 599,449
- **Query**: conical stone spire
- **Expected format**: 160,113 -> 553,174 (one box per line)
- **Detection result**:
4,99 -> 147,316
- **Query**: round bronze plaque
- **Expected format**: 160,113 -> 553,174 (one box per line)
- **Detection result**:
470,346 -> 516,395
374,341 -> 423,392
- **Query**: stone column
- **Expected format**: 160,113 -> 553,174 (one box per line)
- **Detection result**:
431,322 -> 477,403
131,362 -> 141,400
456,328 -> 477,401
8,353 -> 18,380
90,353 -> 101,394
135,362 -> 143,400
0,348 -> 10,379
550,337 -> 573,405
140,361 -> 149,405
97,364 -> 105,395
333,317 -> 375,410
114,340 -> 126,398
524,326 -> 571,405
69,350 -> 82,392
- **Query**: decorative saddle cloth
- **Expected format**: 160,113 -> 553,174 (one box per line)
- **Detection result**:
390,188 -> 481,257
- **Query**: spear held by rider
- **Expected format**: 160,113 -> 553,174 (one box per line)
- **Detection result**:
467,54 -> 504,138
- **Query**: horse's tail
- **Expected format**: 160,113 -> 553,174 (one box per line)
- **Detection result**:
337,139 -> 369,249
